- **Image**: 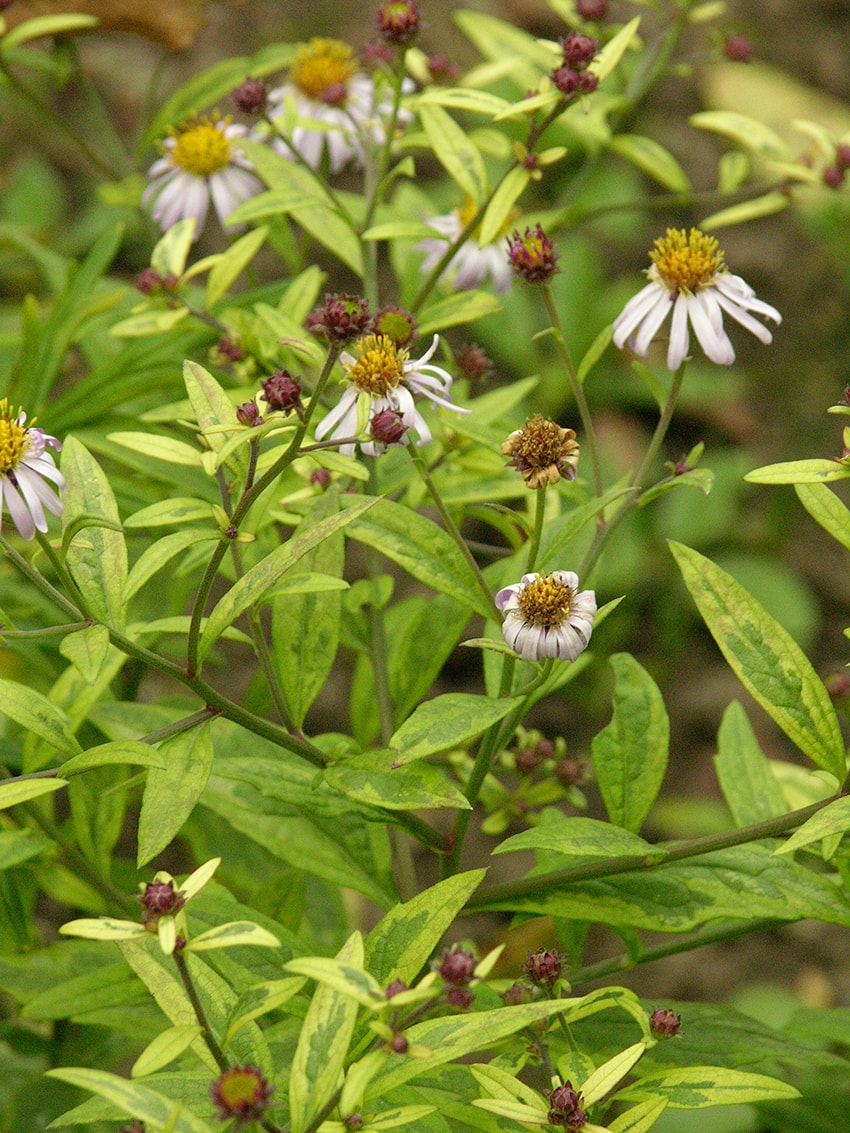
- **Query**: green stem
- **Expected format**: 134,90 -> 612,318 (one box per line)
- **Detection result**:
540,286 -> 603,499
525,486 -> 548,574
464,793 -> 842,910
172,949 -> 228,1071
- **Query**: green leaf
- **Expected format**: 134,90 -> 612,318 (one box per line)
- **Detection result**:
131,1025 -> 204,1078
419,104 -> 487,201
343,496 -> 494,621
108,431 -> 203,466
0,777 -> 67,810
137,724 -> 214,866
773,796 -> 850,857
59,917 -> 148,942
285,954 -> 383,1008
183,359 -> 240,448
0,827 -> 53,868
713,701 -> 787,826
416,290 -> 502,336
537,488 -> 628,569
609,134 -> 690,192
224,976 -> 306,1048
415,87 -> 513,117
324,750 -> 471,810
185,921 -> 281,952
125,530 -> 219,600
58,623 -> 110,683
206,225 -> 268,307
61,437 -> 128,629
577,325 -> 614,384
745,458 -> 850,484
46,1068 -> 213,1133
582,1041 -> 648,1105
362,221 -> 440,241
364,870 -> 485,986
690,110 -> 790,161
616,1066 -> 799,1107
151,218 -> 197,278
389,693 -> 519,764
289,933 -> 363,1133
124,498 -> 216,528
795,481 -> 850,551
591,654 -> 669,833
607,1099 -> 668,1133
59,741 -> 167,775
1,13 -> 98,48
478,167 -> 531,246
0,676 -> 81,758
590,15 -> 641,82
493,815 -> 665,863
670,542 -> 846,779
199,496 -> 377,663
108,307 -> 190,337
700,191 -> 789,230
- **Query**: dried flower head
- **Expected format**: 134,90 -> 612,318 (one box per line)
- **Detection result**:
211,1066 -> 274,1125
502,416 -> 580,489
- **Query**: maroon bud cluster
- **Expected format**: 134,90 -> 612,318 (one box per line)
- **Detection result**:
502,982 -> 533,1006
232,77 -> 269,115
427,53 -> 461,83
649,1007 -> 682,1038
438,945 -> 477,985
523,947 -> 567,989
385,978 -> 408,999
134,268 -> 179,296
308,293 -> 371,344
514,736 -> 555,774
377,0 -> 422,46
261,370 -> 303,414
507,224 -> 560,284
552,32 -> 598,97
211,1066 -> 275,1125
216,335 -> 244,363
554,756 -> 586,787
138,879 -> 185,928
236,399 -> 264,427
547,1082 -> 587,1129
446,986 -> 475,1010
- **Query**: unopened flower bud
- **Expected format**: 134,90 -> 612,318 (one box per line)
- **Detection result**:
576,0 -> 607,19
523,948 -> 567,989
559,33 -> 597,69
370,407 -> 409,447
507,224 -> 560,284
377,0 -> 422,46
723,34 -> 753,63
823,165 -> 845,189
344,1116 -> 365,1130
438,945 -> 477,985
385,978 -> 408,998
576,70 -> 598,94
311,467 -> 331,488
547,1082 -> 586,1129
426,53 -> 461,83
390,1033 -> 409,1054
211,1066 -> 274,1125
372,304 -> 417,346
552,65 -> 580,96
308,293 -> 371,344
826,671 -> 850,701
456,342 -> 494,383
216,334 -> 244,363
232,77 -> 269,114
836,144 -> 850,171
502,982 -> 533,1005
554,756 -> 586,787
447,986 -> 475,1009
236,399 -> 263,426
138,879 -> 185,928
649,1007 -> 682,1038
261,370 -> 303,414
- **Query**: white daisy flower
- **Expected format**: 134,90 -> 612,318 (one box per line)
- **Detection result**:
314,333 -> 468,456
495,571 -> 596,663
143,115 -> 262,239
418,201 -> 514,295
265,38 -> 410,173
612,227 -> 781,371
0,400 -> 64,541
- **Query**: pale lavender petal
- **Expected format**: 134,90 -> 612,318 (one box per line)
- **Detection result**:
666,295 -> 692,370
2,478 -> 36,539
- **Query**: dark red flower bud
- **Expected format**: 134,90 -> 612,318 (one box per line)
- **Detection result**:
547,1082 -> 586,1129
390,1033 -> 409,1054
649,1007 -> 682,1038
211,1066 -> 274,1125
138,879 -> 185,928
426,53 -> 461,83
321,81 -> 348,107
377,0 -> 422,46
309,293 -> 371,344
826,671 -> 850,701
552,65 -> 581,96
438,945 -> 477,985
135,267 -> 164,295
507,224 -> 560,284
311,467 -> 332,488
823,165 -> 845,189
360,39 -> 395,70
447,986 -> 475,1010
344,1116 -> 365,1129
236,400 -> 263,426
576,70 -> 598,94
523,948 -> 567,988
554,756 -> 586,787
515,746 -> 541,774
456,342 -> 494,382
232,77 -> 269,114
385,978 -> 408,998
370,407 -> 409,447
502,982 -> 534,1005
576,0 -> 607,20
261,370 -> 303,414
836,144 -> 850,171
723,34 -> 753,63
216,335 -> 245,363
118,1123 -> 146,1133
522,152 -> 540,172
559,33 -> 597,69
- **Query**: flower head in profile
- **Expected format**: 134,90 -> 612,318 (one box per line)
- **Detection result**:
314,333 -> 468,456
507,223 -> 560,284
143,114 -> 261,238
612,227 -> 781,371
502,415 -> 579,489
418,198 -> 515,295
496,571 -> 596,663
264,38 -> 410,172
0,400 -> 64,541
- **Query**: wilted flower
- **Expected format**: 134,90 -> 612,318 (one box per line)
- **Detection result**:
507,224 -> 560,284
264,38 -> 410,172
502,415 -> 580,489
143,115 -> 261,238
211,1066 -> 274,1125
419,199 -> 514,295
314,333 -> 467,456
496,571 -> 596,663
612,227 -> 781,371
0,400 -> 64,541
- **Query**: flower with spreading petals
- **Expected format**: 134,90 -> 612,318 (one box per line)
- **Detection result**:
612,227 -> 781,371
496,572 -> 596,663
264,38 -> 410,172
419,199 -> 515,295
144,115 -> 261,238
0,400 -> 64,541
503,415 -> 579,489
314,333 -> 468,456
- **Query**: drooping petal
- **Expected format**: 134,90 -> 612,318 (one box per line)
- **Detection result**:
2,478 -> 36,540
666,294 -> 692,370
688,292 -> 735,365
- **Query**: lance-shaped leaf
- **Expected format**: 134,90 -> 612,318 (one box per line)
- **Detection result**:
670,542 -> 846,779
795,480 -> 850,550
493,815 -> 665,863
289,933 -> 364,1133
131,1025 -> 204,1078
285,955 -> 384,1008
773,796 -> 850,857
0,676 -> 81,759
184,921 -> 281,953
713,701 -> 787,827
198,496 -> 377,663
324,751 -> 471,810
591,654 -> 669,833
389,693 -> 519,764
59,740 -> 167,775
616,1066 -> 798,1107
0,778 -> 67,810
419,103 -> 487,201
45,1068 -> 214,1133
137,723 -> 214,866
224,976 -> 306,1048
59,623 -> 110,683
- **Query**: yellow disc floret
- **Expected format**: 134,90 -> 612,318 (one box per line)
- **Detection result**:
169,116 -> 232,177
649,227 -> 725,294
0,400 -> 30,476
344,335 -> 406,396
291,38 -> 354,100
517,574 -> 575,628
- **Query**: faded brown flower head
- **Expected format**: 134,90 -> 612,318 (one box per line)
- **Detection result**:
502,415 -> 580,489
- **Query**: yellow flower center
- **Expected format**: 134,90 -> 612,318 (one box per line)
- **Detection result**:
291,38 -> 354,100
0,400 -> 30,477
649,227 -> 725,293
169,117 -> 232,177
517,574 -> 574,628
220,1069 -> 263,1108
344,335 -> 406,396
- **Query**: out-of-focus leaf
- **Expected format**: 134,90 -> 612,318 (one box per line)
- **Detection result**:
609,134 -> 690,192
420,104 -> 487,201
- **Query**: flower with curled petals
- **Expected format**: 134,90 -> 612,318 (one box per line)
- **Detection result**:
612,227 -> 781,371
143,115 -> 261,238
495,571 -> 596,663
314,333 -> 468,456
0,400 -> 64,541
